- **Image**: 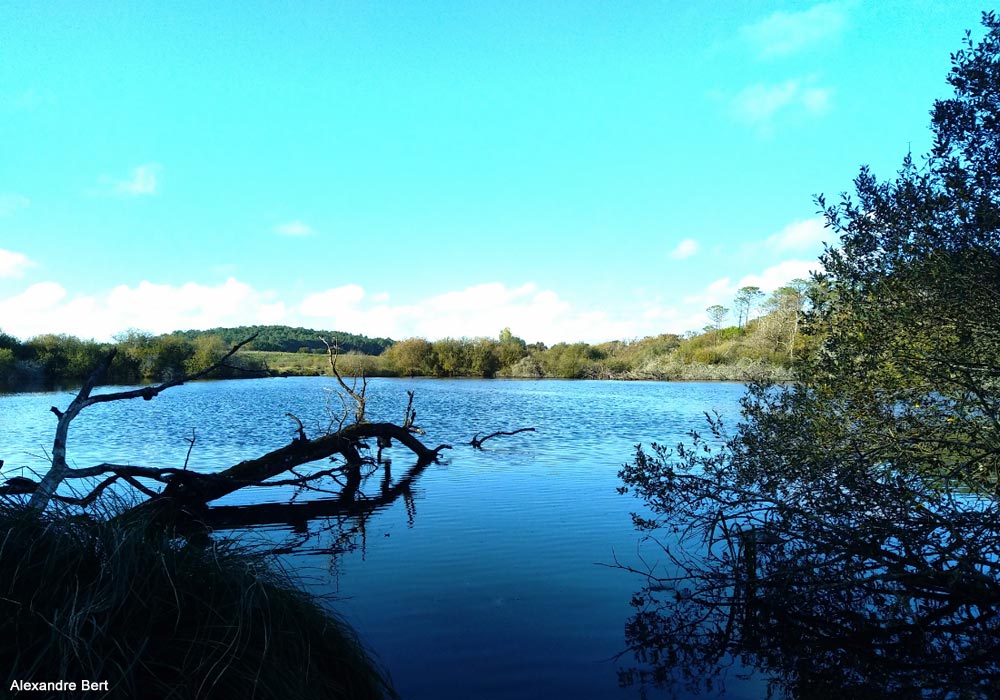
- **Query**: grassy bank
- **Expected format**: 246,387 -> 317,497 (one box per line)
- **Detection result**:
0,502 -> 396,699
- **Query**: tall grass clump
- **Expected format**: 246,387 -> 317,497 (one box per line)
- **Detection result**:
0,501 -> 396,699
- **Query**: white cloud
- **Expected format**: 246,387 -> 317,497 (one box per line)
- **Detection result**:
741,2 -> 849,58
0,193 -> 30,216
766,218 -> 829,251
669,238 -> 699,260
0,278 -> 273,340
684,260 -> 820,316
257,302 -> 287,324
1,276 -> 791,345
0,249 -> 34,278
0,277 -> 683,345
274,220 -> 314,236
731,79 -> 832,126
98,163 -> 160,196
735,260 -> 820,291
300,285 -> 366,316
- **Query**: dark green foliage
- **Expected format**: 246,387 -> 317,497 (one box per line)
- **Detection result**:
0,331 -> 267,391
536,342 -> 601,379
0,502 -> 396,700
173,325 -> 393,356
617,13 -> 1000,698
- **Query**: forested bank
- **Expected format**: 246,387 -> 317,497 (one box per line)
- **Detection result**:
0,282 -> 812,391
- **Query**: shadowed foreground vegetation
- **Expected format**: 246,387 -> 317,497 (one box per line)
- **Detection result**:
616,14 -> 1000,698
0,502 -> 396,700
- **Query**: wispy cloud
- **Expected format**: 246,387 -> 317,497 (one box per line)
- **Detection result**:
0,193 -> 30,216
741,2 -> 849,58
731,78 -> 832,128
669,238 -> 699,260
765,218 -> 829,251
0,249 -> 35,278
274,220 -> 314,236
98,163 -> 160,197
1,88 -> 56,111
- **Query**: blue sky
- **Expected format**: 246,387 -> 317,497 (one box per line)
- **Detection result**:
0,1 -> 986,344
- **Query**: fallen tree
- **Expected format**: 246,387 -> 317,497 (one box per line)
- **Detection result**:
3,334 -> 532,524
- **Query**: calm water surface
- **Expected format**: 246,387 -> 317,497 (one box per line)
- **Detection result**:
0,377 -> 764,699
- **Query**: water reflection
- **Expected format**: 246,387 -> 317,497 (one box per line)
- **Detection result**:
205,457 -> 432,557
618,513 -> 1000,699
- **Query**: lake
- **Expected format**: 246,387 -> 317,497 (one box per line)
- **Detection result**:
0,377 -> 765,699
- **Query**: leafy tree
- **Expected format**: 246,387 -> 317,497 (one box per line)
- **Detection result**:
0,348 -> 15,387
705,304 -> 729,343
466,337 -> 501,378
617,14 -> 1000,698
734,285 -> 764,329
383,338 -> 434,377
173,325 -> 393,355
536,342 -> 599,378
430,337 -> 466,377
497,327 -> 527,370
185,334 -> 229,376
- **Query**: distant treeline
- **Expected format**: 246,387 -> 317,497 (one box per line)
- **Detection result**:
0,330 -> 271,391
354,282 -> 814,380
172,325 -> 394,355
0,283 -> 813,390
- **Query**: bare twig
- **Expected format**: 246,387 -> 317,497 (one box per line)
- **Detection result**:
182,429 -> 196,470
402,390 -> 424,434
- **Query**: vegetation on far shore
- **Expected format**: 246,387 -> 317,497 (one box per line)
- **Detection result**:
0,282 -> 812,391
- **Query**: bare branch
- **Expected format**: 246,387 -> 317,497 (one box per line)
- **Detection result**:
321,336 -> 366,424
469,427 -> 536,449
28,333 -> 260,512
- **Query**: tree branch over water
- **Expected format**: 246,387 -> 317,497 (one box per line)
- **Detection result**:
3,335 -> 545,529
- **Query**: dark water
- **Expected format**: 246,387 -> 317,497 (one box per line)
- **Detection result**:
0,377 -> 765,699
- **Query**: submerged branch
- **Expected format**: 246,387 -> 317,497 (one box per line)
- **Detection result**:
469,427 -> 536,449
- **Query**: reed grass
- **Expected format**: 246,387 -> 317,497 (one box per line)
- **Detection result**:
0,501 -> 396,699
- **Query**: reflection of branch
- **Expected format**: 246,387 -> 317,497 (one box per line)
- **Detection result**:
203,458 -> 433,530
469,427 -> 536,449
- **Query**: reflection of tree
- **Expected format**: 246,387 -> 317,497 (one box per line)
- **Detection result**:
616,441 -> 1000,698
